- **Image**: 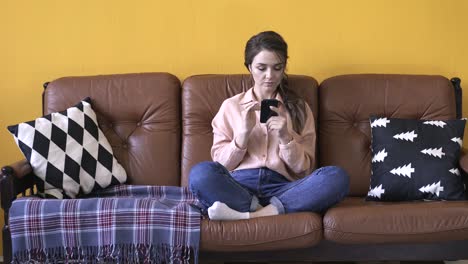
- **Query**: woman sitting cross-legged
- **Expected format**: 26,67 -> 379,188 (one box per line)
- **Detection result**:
189,31 -> 349,220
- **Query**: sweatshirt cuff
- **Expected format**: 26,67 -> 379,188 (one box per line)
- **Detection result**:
279,138 -> 297,150
228,139 -> 247,158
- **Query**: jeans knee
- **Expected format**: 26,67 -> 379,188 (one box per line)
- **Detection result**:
188,161 -> 224,190
333,166 -> 349,195
326,166 -> 350,195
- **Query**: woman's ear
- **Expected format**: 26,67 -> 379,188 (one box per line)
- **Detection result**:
248,65 -> 252,72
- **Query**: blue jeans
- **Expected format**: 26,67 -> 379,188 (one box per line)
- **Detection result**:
188,161 -> 349,214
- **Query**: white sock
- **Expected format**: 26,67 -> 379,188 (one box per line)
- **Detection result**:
249,204 -> 279,218
207,201 -> 250,220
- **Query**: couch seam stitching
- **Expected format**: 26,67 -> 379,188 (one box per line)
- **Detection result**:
323,226 -> 468,236
206,227 -> 322,246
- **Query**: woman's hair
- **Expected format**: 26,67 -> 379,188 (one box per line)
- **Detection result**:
244,31 -> 308,133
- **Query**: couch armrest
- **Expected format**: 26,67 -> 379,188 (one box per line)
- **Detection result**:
460,148 -> 468,174
2,159 -> 33,179
0,159 -> 37,217
0,159 -> 36,264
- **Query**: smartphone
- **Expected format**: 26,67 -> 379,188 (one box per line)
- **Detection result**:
260,99 -> 279,123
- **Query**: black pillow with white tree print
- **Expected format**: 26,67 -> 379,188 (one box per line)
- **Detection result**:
367,116 -> 466,201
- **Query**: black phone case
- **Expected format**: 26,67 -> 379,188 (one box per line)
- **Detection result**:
260,99 -> 279,123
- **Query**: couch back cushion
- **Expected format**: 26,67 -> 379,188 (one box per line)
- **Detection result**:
181,74 -> 318,187
44,73 -> 181,186
319,74 -> 457,196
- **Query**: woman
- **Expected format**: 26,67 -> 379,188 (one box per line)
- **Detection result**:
189,31 -> 349,220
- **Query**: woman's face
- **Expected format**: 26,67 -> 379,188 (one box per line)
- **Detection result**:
249,50 -> 285,95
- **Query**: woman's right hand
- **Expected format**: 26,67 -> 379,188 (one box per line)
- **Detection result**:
242,101 -> 259,133
235,101 -> 259,149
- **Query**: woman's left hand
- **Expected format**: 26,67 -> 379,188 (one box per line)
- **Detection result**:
266,104 -> 293,144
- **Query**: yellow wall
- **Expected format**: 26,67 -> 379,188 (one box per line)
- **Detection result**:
1,0 -> 468,254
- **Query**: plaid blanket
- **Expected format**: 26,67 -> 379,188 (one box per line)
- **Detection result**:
9,185 -> 202,264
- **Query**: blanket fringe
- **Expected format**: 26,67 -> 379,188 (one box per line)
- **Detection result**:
13,243 -> 197,264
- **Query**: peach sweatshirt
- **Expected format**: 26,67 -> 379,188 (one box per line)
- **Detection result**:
211,88 -> 316,181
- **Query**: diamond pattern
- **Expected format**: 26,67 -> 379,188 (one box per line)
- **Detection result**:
45,163 -> 64,188
81,149 -> 97,176
18,141 -> 32,161
64,155 -> 80,183
98,144 -> 113,172
84,114 -> 99,140
33,131 -> 50,159
67,118 -> 84,145
51,124 -> 67,151
7,98 -> 127,199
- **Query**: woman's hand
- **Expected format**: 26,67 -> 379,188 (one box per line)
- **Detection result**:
235,101 -> 260,149
266,104 -> 292,144
241,101 -> 259,134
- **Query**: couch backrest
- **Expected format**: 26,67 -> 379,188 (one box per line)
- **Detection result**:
181,74 -> 319,186
44,73 -> 182,186
318,74 -> 457,196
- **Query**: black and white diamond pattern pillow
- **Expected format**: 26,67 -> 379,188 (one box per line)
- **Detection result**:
7,97 -> 127,199
367,116 -> 466,202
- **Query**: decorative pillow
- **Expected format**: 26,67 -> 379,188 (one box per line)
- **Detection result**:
7,97 -> 127,199
367,116 -> 466,201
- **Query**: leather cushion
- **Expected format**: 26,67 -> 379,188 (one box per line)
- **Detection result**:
181,74 -> 318,187
319,74 -> 457,196
324,197 -> 468,244
44,73 -> 181,186
200,212 -> 322,251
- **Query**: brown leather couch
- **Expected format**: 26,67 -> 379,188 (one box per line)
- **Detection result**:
2,72 -> 468,263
